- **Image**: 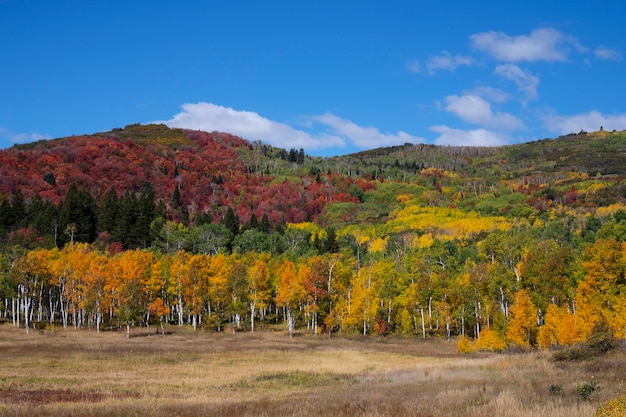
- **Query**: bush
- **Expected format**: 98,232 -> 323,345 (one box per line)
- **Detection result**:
475,329 -> 507,352
586,316 -> 615,355
596,394 -> 626,417
549,384 -> 563,396
457,336 -> 475,353
577,377 -> 599,401
553,346 -> 589,362
552,316 -> 615,362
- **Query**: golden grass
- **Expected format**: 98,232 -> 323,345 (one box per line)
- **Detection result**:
0,324 -> 623,416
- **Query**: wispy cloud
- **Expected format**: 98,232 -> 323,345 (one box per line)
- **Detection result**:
406,59 -> 422,73
594,45 -> 623,61
543,110 -> 626,134
0,126 -> 50,145
445,94 -> 524,130
311,112 -> 424,149
430,125 -> 509,146
408,51 -> 474,75
155,102 -> 424,154
470,28 -> 586,62
495,64 -> 540,101
426,51 -> 474,74
464,86 -> 512,103
155,102 -> 345,151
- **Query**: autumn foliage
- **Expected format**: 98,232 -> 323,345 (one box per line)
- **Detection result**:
0,125 -> 625,350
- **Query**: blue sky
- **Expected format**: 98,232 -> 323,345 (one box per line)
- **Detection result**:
1,1 -> 624,156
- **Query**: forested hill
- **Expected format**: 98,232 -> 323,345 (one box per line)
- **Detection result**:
0,123 -> 625,248
0,123 -> 626,347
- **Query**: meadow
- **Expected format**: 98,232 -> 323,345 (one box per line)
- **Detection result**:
0,324 -> 623,417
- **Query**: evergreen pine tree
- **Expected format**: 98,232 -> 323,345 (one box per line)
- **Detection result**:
222,206 -> 240,252
172,185 -> 181,209
134,183 -> 156,248
195,211 -> 213,226
113,191 -> 139,248
27,193 -> 58,240
10,189 -> 27,230
244,213 -> 259,231
97,187 -> 119,235
222,207 -> 240,236
324,227 -> 339,253
0,196 -> 11,235
259,213 -> 272,234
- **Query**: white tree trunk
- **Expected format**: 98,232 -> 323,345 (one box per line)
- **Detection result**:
250,302 -> 256,333
287,309 -> 294,338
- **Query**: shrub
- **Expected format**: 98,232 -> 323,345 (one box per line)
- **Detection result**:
457,336 -> 475,353
549,384 -> 563,396
577,377 -> 599,401
475,329 -> 507,352
596,394 -> 626,417
553,346 -> 589,362
552,316 -> 616,362
586,316 -> 615,355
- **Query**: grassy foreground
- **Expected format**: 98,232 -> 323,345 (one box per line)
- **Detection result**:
0,325 -> 624,417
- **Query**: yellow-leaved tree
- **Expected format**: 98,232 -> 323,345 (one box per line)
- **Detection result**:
247,253 -> 271,333
538,303 -> 580,348
505,289 -> 538,349
275,258 -> 306,338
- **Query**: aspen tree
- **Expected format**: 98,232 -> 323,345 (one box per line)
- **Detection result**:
505,289 -> 538,349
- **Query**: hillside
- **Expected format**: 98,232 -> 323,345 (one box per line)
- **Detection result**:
0,124 -> 625,351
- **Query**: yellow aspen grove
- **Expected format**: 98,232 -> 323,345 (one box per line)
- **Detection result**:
168,251 -> 190,327
247,253 -> 271,333
537,303 -> 581,347
505,289 -> 538,349
62,243 -> 94,329
581,239 -> 626,338
538,304 -> 559,348
344,266 -> 379,335
11,249 -> 50,333
206,253 -> 230,332
82,251 -> 109,333
275,258 -> 306,338
114,249 -> 154,337
145,258 -> 171,336
574,281 -> 602,341
184,254 -> 211,331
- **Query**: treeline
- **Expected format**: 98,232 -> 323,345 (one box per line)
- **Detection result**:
0,182 -> 345,257
0,184 -> 163,249
1,206 -> 624,349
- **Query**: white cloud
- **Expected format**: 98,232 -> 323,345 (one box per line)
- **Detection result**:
464,86 -> 511,103
156,102 -> 424,153
155,102 -> 345,151
312,112 -> 424,149
594,45 -> 623,61
543,110 -> 626,134
470,28 -> 585,62
11,132 -> 49,144
444,94 -> 524,129
495,64 -> 540,101
0,126 -> 49,145
426,51 -> 474,74
431,125 -> 509,146
407,59 -> 422,73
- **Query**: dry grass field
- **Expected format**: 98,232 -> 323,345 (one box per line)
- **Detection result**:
0,324 -> 624,416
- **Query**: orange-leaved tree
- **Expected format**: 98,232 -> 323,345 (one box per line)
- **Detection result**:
506,289 -> 538,349
275,258 -> 306,338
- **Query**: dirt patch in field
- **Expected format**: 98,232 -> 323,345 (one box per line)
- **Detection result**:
0,389 -> 136,405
